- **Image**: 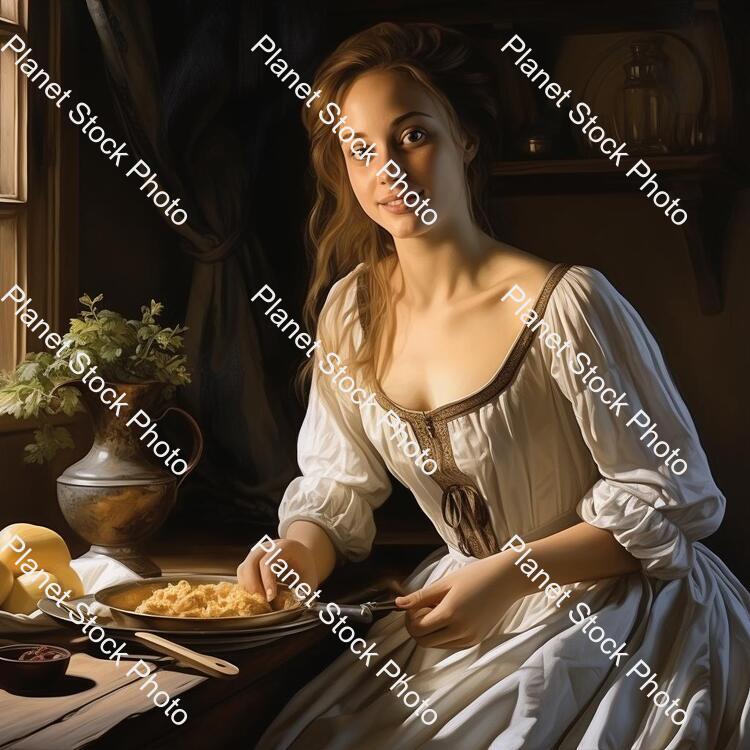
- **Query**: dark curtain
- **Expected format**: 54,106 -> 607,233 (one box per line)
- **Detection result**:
85,0 -> 321,523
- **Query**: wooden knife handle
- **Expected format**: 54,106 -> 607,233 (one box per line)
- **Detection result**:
134,631 -> 239,679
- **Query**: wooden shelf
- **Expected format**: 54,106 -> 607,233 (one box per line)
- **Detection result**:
492,153 -> 725,177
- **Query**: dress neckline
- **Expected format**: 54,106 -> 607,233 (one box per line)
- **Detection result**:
358,262 -> 572,421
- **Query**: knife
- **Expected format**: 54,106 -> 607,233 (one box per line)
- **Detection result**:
309,599 -> 399,624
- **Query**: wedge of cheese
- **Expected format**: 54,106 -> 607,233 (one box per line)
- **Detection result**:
0,523 -> 84,601
0,523 -> 71,574
2,571 -> 60,615
54,565 -> 84,600
0,561 -> 12,604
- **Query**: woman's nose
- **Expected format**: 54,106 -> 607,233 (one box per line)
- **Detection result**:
371,143 -> 395,177
372,146 -> 401,188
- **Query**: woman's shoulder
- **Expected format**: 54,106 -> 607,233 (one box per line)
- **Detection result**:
322,258 -> 398,331
485,244 -> 556,300
317,263 -> 369,338
485,245 -> 618,307
325,262 -> 368,300
545,264 -> 650,349
554,264 -> 629,313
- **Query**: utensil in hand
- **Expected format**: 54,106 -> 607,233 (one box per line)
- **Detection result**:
312,600 -> 399,625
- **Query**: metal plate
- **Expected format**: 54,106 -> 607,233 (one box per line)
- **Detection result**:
94,575 -> 305,631
39,588 -> 321,640
38,595 -> 321,643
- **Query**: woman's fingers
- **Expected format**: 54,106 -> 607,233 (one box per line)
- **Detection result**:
259,552 -> 278,601
396,579 -> 450,610
237,548 -> 265,595
405,610 -> 438,638
238,538 -> 318,602
416,598 -> 455,629
405,605 -> 451,637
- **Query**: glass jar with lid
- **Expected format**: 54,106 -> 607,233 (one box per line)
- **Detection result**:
621,40 -> 676,154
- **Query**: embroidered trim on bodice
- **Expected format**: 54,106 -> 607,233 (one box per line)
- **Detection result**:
357,263 -> 572,557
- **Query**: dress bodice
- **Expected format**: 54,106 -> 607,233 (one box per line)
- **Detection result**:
279,263 -> 725,580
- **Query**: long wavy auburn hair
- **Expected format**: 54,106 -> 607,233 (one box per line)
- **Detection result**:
298,22 -> 501,391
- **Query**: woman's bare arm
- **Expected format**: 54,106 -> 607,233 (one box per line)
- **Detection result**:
503,522 -> 640,597
285,520 -> 338,583
396,522 -> 641,648
237,520 -> 338,600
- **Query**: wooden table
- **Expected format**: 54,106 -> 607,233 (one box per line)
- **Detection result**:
11,519 -> 436,749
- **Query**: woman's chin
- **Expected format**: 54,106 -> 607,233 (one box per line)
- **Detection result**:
376,211 -> 432,239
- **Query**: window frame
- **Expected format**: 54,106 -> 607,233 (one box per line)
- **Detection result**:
0,1 -> 28,375
0,1 -> 74,433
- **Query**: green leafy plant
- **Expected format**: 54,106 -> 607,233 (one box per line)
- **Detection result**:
0,294 -> 190,463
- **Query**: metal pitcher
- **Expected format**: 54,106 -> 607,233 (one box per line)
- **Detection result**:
54,381 -> 203,576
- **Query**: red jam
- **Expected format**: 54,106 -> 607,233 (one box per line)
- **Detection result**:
17,646 -> 63,662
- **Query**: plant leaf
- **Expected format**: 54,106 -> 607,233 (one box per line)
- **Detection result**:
57,386 -> 81,416
99,343 -> 122,362
15,361 -> 41,382
23,425 -> 75,464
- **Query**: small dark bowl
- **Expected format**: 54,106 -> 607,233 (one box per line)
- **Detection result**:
0,644 -> 71,693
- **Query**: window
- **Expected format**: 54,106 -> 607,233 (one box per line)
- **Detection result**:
0,1 -> 68,381
0,0 -> 27,372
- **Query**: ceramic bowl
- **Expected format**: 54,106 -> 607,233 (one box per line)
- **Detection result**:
0,643 -> 71,692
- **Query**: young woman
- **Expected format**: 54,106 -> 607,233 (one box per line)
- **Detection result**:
240,22 -> 750,749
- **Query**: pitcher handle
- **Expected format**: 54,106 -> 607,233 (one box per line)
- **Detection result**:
155,406 -> 204,487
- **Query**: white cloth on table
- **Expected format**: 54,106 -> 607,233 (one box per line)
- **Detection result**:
0,552 -> 141,633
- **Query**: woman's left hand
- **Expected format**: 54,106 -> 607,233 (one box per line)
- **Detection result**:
395,553 -> 528,649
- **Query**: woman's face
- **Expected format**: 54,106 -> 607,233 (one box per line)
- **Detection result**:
338,69 -> 473,239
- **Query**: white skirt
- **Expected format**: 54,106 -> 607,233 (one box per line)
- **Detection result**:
257,544 -> 750,749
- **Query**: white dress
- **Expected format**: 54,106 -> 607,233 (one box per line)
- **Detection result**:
258,264 -> 750,750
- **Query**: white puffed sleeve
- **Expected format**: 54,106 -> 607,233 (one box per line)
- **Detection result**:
541,266 -> 725,579
278,270 -> 391,561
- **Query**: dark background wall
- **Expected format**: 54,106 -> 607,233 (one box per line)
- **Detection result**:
1,0 -> 747,583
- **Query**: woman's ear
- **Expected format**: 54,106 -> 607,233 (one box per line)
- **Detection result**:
462,133 -> 479,164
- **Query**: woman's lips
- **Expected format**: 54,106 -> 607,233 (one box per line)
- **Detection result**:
378,190 -> 425,215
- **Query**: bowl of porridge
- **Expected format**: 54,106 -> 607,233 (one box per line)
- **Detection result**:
94,575 -> 303,631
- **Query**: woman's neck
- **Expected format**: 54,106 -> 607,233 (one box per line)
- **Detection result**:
392,221 -> 497,307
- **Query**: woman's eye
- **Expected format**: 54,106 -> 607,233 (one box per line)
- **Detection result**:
348,145 -> 367,161
402,128 -> 427,146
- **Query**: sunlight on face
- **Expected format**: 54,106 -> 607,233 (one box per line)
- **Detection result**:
338,70 -> 473,239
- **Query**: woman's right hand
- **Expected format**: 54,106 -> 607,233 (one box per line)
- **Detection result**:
237,537 -> 320,602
